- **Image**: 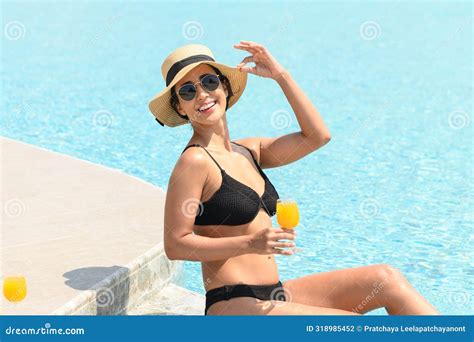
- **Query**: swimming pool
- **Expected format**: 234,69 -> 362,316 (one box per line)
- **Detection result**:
2,1 -> 472,314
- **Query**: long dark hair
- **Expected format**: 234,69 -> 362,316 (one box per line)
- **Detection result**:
169,64 -> 234,121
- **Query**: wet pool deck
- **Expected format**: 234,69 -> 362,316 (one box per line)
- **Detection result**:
1,137 -> 204,315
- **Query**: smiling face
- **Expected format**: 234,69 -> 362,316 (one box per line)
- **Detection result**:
174,64 -> 229,125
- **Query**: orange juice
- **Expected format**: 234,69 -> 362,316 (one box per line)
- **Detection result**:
276,200 -> 300,229
3,276 -> 27,302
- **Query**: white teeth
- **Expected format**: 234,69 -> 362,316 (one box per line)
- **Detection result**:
199,101 -> 215,111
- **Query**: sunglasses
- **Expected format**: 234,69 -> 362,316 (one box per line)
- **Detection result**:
177,74 -> 221,101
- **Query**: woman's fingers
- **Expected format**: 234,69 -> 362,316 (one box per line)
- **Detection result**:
271,241 -> 296,248
273,231 -> 296,241
275,233 -> 296,241
234,43 -> 260,54
236,40 -> 260,47
239,40 -> 263,49
239,41 -> 266,54
274,227 -> 297,235
233,44 -> 247,50
238,65 -> 257,75
237,55 -> 254,67
273,248 -> 294,255
234,43 -> 254,50
281,228 -> 297,235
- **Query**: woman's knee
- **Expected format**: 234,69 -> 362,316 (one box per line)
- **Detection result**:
375,264 -> 410,294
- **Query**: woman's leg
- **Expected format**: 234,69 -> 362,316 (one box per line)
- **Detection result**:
206,296 -> 360,315
282,264 -> 439,315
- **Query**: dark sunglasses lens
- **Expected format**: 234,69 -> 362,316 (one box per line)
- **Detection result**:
202,75 -> 220,91
178,84 -> 196,101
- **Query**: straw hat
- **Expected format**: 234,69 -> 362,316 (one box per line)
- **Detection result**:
148,44 -> 248,127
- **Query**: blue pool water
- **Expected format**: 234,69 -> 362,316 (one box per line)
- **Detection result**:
2,1 -> 472,314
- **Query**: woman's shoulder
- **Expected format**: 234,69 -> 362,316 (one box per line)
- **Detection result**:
176,144 -> 209,169
232,137 -> 261,164
168,147 -> 209,189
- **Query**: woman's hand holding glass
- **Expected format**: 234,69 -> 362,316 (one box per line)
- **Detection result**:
249,227 -> 296,256
276,199 -> 301,253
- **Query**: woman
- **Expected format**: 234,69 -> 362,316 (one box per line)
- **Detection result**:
149,41 -> 439,315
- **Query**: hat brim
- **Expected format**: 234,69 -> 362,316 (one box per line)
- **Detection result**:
148,61 -> 248,127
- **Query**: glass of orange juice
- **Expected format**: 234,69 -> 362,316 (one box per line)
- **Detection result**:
3,275 -> 27,303
276,199 -> 301,253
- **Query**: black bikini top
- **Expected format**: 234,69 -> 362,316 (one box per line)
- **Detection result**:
181,142 -> 280,226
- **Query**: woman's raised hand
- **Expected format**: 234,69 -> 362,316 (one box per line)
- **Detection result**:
249,227 -> 296,255
234,41 -> 287,80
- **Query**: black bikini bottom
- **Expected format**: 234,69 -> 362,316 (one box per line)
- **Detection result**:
205,281 -> 286,315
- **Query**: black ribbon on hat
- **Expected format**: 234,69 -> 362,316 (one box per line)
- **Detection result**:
166,54 -> 215,86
